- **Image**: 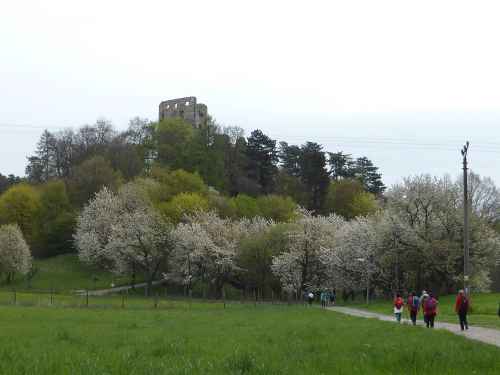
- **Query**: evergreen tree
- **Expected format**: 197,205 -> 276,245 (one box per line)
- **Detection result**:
246,130 -> 278,194
279,142 -> 302,177
328,151 -> 355,180
353,157 -> 386,195
299,142 -> 330,211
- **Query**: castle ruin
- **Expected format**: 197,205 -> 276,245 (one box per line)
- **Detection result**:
158,96 -> 208,128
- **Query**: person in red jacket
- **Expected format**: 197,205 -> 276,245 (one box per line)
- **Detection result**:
423,293 -> 438,328
393,293 -> 404,323
455,289 -> 470,331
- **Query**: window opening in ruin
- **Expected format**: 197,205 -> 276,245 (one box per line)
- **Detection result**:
185,101 -> 190,106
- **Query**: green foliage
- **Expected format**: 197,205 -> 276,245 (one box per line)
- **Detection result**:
256,195 -> 297,222
159,192 -> 209,223
67,156 -> 123,207
229,194 -> 260,219
0,184 -> 40,245
189,122 -> 227,191
149,167 -> 208,202
274,170 -> 308,206
279,142 -> 302,177
0,173 -> 23,195
106,138 -> 144,180
207,193 -> 235,218
33,180 -> 75,258
154,118 -> 195,170
353,156 -> 386,195
237,224 -> 291,293
324,179 -> 377,219
298,142 -> 330,211
245,129 -> 278,194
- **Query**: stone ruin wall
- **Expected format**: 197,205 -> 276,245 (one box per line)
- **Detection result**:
158,96 -> 208,128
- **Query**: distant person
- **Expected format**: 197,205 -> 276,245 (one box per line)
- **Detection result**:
420,291 -> 429,325
407,292 -> 420,326
423,293 -> 438,328
455,290 -> 469,331
330,289 -> 336,306
320,291 -> 327,308
308,292 -> 314,306
393,293 -> 404,323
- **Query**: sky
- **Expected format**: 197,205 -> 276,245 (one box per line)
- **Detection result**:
2,0 -> 500,187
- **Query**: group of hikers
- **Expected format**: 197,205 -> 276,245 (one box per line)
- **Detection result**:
305,290 -> 337,307
393,289 -> 470,330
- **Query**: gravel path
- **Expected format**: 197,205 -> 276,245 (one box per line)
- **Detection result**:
328,306 -> 500,348
74,279 -> 168,296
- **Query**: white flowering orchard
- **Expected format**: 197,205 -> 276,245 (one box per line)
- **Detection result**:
0,224 -> 32,282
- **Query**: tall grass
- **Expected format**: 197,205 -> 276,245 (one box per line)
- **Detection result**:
0,302 -> 498,374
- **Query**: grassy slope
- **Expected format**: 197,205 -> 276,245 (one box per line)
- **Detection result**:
0,254 -> 131,292
340,293 -> 500,329
0,303 -> 498,374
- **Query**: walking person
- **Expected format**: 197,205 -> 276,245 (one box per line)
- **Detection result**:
393,293 -> 404,323
320,291 -> 327,308
330,289 -> 336,306
407,292 -> 420,326
455,290 -> 469,331
423,293 -> 438,328
307,291 -> 314,306
420,290 -> 429,326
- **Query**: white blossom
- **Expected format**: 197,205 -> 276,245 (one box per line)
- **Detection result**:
271,210 -> 343,294
0,224 -> 32,278
172,211 -> 246,295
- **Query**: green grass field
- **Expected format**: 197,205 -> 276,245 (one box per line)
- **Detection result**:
0,254 -> 133,292
341,293 -> 500,329
0,302 -> 499,374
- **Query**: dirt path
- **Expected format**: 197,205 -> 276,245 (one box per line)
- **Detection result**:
328,306 -> 500,348
74,279 -> 168,296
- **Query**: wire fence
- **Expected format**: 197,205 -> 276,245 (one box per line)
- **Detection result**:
0,288 -> 310,311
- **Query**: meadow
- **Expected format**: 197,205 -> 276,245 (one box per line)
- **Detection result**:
0,301 -> 499,374
0,254 -> 133,292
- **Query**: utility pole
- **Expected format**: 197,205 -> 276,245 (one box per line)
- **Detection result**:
461,141 -> 470,295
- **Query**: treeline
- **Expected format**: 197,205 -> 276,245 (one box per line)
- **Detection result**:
24,117 -> 385,207
0,116 -> 384,260
75,175 -> 500,298
1,116 -> 500,295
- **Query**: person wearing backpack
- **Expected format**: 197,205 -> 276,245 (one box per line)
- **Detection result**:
423,293 -> 438,328
393,293 -> 404,323
420,291 -> 429,325
455,290 -> 469,331
407,292 -> 420,326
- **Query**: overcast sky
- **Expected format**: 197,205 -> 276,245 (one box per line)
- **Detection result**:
2,0 -> 500,187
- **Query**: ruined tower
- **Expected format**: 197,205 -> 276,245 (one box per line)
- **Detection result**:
158,96 -> 208,128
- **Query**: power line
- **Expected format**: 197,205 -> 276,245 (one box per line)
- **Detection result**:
2,122 -> 500,154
